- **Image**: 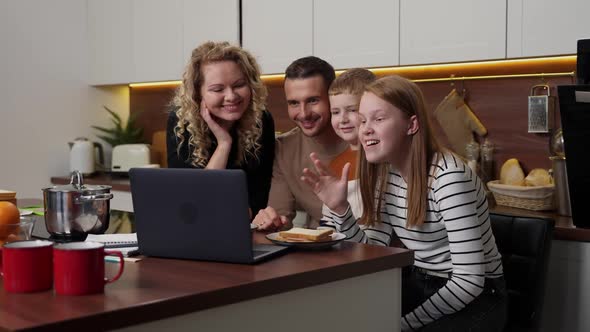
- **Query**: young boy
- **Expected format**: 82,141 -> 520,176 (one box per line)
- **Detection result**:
321,68 -> 376,224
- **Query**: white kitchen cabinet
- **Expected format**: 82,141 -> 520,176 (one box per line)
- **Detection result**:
314,0 -> 399,70
507,0 -> 590,58
242,0 -> 313,74
182,0 -> 240,67
132,0 -> 183,83
243,0 -> 398,73
399,0 -> 506,65
88,0 -> 239,85
87,0 -> 133,85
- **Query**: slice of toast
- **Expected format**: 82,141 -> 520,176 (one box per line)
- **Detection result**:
279,227 -> 334,242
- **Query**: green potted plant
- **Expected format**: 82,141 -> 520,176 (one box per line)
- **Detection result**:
92,106 -> 144,146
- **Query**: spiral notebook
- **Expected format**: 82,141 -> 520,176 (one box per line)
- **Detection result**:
85,233 -> 138,249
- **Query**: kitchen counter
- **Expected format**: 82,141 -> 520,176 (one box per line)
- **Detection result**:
1,208 -> 414,332
50,173 -> 131,191
490,203 -> 590,242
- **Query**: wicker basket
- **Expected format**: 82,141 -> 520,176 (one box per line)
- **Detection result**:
487,180 -> 555,211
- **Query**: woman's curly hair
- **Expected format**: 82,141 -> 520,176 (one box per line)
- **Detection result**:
171,41 -> 268,167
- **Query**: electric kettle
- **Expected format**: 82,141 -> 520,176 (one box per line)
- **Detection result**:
68,137 -> 104,175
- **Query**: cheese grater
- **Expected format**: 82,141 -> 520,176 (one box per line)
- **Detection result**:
528,84 -> 554,133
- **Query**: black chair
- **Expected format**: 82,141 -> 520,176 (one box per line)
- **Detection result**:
489,213 -> 555,332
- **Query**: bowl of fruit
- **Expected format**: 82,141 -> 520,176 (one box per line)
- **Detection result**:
0,202 -> 35,246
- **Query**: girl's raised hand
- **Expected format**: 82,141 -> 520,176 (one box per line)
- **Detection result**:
200,104 -> 232,146
301,152 -> 350,215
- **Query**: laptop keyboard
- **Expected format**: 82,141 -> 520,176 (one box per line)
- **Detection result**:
253,249 -> 270,257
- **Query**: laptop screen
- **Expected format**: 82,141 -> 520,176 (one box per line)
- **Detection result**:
129,168 -> 289,263
129,168 -> 255,262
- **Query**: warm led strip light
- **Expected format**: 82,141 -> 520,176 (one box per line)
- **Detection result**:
128,55 -> 577,88
413,71 -> 575,83
128,80 -> 181,88
370,55 -> 576,75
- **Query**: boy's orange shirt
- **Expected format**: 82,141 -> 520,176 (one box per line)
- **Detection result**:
328,147 -> 359,181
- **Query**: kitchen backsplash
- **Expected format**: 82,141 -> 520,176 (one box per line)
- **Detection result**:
130,59 -> 576,181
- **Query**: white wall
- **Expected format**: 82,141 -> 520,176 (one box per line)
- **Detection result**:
0,0 -> 128,199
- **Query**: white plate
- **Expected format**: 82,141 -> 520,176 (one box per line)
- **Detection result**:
266,232 -> 346,249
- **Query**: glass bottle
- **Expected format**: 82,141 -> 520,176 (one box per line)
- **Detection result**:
480,138 -> 494,186
465,140 -> 480,174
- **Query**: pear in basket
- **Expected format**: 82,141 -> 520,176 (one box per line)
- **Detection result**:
500,158 -> 525,186
524,168 -> 552,186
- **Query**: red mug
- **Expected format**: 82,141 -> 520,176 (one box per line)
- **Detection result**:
0,240 -> 53,293
53,242 -> 124,295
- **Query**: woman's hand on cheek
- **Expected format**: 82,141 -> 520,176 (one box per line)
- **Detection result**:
300,152 -> 350,215
200,104 -> 232,146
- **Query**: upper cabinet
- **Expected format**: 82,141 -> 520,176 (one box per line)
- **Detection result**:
242,0 -> 313,74
88,0 -> 585,84
400,0 -> 506,65
243,0 -> 399,74
182,0 -> 240,66
314,0 -> 399,70
132,0 -> 183,83
87,0 -> 239,85
507,0 -> 590,58
88,0 -> 133,85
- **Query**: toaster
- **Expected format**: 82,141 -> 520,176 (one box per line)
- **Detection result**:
111,144 -> 152,173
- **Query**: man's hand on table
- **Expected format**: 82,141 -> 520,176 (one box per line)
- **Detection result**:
253,206 -> 289,232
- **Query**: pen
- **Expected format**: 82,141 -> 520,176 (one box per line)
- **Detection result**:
105,256 -> 121,263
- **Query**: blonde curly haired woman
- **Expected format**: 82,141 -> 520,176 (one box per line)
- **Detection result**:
167,41 -> 275,217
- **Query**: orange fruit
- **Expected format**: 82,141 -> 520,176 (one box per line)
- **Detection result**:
0,201 -> 20,239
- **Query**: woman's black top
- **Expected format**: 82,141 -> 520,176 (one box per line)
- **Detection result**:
166,110 -> 275,217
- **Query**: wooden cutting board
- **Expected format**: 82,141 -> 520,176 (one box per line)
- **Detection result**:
433,89 -> 487,157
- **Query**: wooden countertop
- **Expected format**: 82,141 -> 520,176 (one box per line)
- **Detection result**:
0,231 -> 413,332
490,203 -> 590,242
50,173 -> 131,191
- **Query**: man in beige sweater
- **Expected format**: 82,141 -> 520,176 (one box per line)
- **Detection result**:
254,56 -> 348,230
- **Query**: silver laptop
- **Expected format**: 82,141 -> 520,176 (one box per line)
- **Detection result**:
129,168 -> 289,264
